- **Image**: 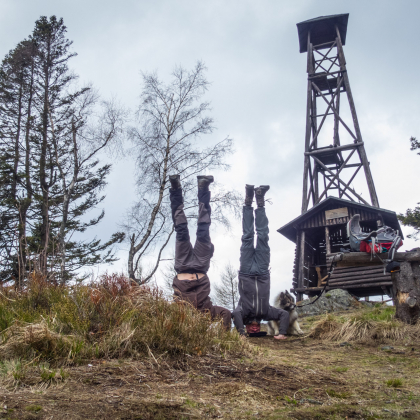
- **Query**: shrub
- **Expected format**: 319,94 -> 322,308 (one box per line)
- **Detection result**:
0,272 -> 243,364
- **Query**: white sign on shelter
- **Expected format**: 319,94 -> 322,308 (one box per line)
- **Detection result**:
325,207 -> 349,220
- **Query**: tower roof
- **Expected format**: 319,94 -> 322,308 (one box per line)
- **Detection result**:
297,13 -> 349,53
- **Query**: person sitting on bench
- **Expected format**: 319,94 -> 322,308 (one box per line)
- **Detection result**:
232,185 -> 289,339
169,174 -> 231,330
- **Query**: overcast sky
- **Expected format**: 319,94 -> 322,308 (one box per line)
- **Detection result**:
1,0 -> 419,301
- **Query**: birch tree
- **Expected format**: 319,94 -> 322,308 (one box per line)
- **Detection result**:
124,62 -> 240,284
212,263 -> 239,311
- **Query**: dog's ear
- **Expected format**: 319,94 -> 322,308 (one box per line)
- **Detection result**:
280,292 -> 285,299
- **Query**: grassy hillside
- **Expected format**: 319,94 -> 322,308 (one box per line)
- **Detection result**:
1,278 -> 419,419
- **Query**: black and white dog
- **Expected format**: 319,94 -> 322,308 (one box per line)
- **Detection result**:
267,291 -> 304,336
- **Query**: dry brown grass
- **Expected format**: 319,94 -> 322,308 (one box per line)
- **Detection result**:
308,309 -> 420,343
0,273 -> 244,364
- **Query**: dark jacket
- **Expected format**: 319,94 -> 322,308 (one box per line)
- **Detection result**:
172,274 -> 213,311
232,272 -> 271,334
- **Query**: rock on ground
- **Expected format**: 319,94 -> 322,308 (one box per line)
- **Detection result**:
296,288 -> 371,317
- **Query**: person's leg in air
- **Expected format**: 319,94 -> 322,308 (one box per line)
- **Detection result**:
194,175 -> 232,330
254,185 -> 270,275
169,175 -> 194,274
232,184 -> 256,338
193,175 -> 215,273
239,184 -> 256,274
254,185 -> 289,340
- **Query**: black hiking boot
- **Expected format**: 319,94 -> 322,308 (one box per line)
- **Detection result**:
255,185 -> 270,207
197,175 -> 214,191
169,174 -> 181,190
244,184 -> 255,206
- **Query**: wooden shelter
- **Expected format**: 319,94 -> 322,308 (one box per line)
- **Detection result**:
278,197 -> 403,301
278,14 -> 403,301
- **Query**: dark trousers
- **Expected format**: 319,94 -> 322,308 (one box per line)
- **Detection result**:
210,306 -> 232,330
172,275 -> 232,330
266,306 -> 290,335
239,206 -> 270,276
170,188 -> 214,273
232,305 -> 290,336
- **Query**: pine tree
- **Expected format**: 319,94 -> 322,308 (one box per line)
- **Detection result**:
0,39 -> 36,286
0,16 -> 125,285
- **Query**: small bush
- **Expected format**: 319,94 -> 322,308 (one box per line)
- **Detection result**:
0,272 -> 244,364
386,378 -> 403,388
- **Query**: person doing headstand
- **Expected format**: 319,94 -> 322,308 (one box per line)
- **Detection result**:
232,185 -> 289,339
169,174 -> 231,330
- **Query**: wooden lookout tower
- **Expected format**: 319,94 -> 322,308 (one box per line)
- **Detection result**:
278,14 -> 403,302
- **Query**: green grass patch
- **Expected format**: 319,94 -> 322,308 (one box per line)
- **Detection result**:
183,398 -> 197,408
332,366 -> 348,373
25,405 -> 42,412
326,388 -> 350,399
357,306 -> 396,322
284,396 -> 298,405
0,359 -> 26,385
386,378 -> 403,388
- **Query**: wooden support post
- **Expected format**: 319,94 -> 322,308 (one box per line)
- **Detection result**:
325,226 -> 331,255
335,26 -> 379,208
297,230 -> 306,302
302,32 -> 314,214
312,89 -> 319,203
391,261 -> 420,324
333,82 -> 340,146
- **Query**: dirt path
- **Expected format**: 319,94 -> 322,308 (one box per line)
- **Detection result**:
1,335 -> 419,420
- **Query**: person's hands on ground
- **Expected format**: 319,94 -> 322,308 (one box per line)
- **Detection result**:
274,334 -> 287,340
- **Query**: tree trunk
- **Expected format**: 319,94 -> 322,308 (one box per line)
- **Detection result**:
17,57 -> 35,288
128,135 -> 171,282
128,234 -> 136,281
391,261 -> 420,324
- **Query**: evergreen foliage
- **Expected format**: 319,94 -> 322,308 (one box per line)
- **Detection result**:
0,16 -> 124,285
